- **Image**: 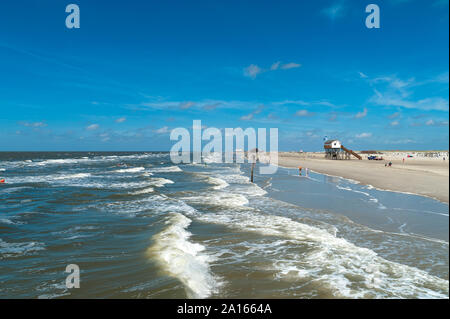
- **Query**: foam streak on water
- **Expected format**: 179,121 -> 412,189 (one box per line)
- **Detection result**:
147,213 -> 221,298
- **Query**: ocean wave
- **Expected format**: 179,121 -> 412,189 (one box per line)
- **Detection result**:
129,187 -> 155,195
35,159 -> 81,166
336,184 -> 386,210
141,172 -> 154,177
53,173 -> 91,180
148,178 -> 174,187
191,209 -> 449,298
206,176 -> 229,190
59,180 -> 158,190
5,173 -> 91,184
150,166 -> 182,173
0,218 -> 24,225
202,153 -> 223,164
0,186 -> 32,194
216,173 -> 250,184
182,192 -> 249,207
113,167 -> 145,173
84,195 -> 182,217
0,239 -> 45,259
147,213 -> 221,298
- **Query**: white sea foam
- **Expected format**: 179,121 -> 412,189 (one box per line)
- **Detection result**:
216,173 -> 250,184
202,153 -> 223,164
206,176 -> 229,190
150,166 -> 182,173
141,172 -> 154,177
148,213 -> 221,298
336,184 -> 386,210
35,158 -> 81,166
130,187 -> 155,195
0,238 -> 45,258
113,167 -> 145,173
148,178 -> 174,187
233,183 -> 268,197
182,192 -> 249,207
0,186 -> 32,194
0,217 -> 24,225
85,195 -> 180,217
53,173 -> 91,180
191,209 -> 449,298
6,173 -> 91,184
0,219 -> 15,225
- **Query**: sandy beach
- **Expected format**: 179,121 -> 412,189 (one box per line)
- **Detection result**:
277,152 -> 450,204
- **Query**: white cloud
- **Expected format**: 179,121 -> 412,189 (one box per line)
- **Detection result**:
425,119 -> 449,127
355,108 -> 368,119
280,62 -> 301,70
358,71 -> 368,78
244,64 -> 263,79
115,117 -> 126,123
434,72 -> 449,83
244,61 -> 301,78
356,132 -> 372,139
155,126 -> 170,134
19,121 -> 47,128
99,133 -> 110,142
369,74 -> 449,111
390,120 -> 400,126
270,61 -> 281,70
240,105 -> 264,120
295,109 -> 312,117
240,113 -> 254,121
316,101 -> 336,107
202,102 -> 221,111
372,94 -> 449,111
86,124 -> 99,131
180,101 -> 195,109
273,100 -> 310,106
388,112 -> 401,119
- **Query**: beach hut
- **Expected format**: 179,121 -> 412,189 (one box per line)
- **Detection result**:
324,140 -> 343,159
324,140 -> 362,160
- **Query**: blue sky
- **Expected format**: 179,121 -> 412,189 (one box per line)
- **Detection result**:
0,0 -> 448,151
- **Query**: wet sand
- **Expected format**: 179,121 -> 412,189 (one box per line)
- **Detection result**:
277,152 -> 449,204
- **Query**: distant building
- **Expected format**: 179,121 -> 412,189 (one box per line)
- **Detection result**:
324,140 -> 341,149
324,139 -> 362,160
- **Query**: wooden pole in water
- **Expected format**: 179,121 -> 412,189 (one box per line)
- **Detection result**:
251,162 -> 255,183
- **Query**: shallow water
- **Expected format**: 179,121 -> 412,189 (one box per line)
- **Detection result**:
0,152 -> 448,298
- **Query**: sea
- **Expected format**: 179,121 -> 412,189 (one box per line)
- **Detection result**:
0,152 -> 448,299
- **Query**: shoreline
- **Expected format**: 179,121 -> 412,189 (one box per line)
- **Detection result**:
279,163 -> 445,204
275,152 -> 449,204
